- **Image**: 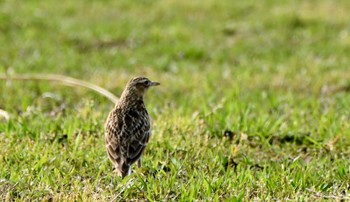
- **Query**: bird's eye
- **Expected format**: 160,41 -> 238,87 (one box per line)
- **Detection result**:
144,80 -> 150,85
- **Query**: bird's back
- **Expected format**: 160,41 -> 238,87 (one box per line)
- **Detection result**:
105,98 -> 151,176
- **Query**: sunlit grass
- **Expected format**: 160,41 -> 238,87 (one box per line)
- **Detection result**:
1,0 -> 350,200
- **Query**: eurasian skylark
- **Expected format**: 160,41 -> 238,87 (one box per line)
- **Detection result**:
105,77 -> 159,178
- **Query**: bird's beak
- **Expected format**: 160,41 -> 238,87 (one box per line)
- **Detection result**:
150,81 -> 160,86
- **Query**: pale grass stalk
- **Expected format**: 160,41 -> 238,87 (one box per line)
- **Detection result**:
0,74 -> 119,103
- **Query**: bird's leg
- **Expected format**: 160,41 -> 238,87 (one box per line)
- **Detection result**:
126,168 -> 131,176
137,159 -> 142,168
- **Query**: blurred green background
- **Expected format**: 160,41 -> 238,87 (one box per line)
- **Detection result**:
1,0 -> 350,200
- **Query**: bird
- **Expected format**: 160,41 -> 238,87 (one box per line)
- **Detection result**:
105,77 -> 160,178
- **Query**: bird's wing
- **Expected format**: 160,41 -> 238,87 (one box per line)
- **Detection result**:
105,108 -> 150,166
123,109 -> 150,165
105,109 -> 123,164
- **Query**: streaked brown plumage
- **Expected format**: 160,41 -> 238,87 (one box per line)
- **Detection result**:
105,77 -> 160,178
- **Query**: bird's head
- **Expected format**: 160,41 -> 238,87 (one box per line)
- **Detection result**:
125,77 -> 160,97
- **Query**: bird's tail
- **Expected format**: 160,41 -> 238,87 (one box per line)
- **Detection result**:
114,163 -> 131,178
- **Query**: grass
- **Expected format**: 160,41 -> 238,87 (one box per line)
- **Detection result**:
1,0 -> 350,200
